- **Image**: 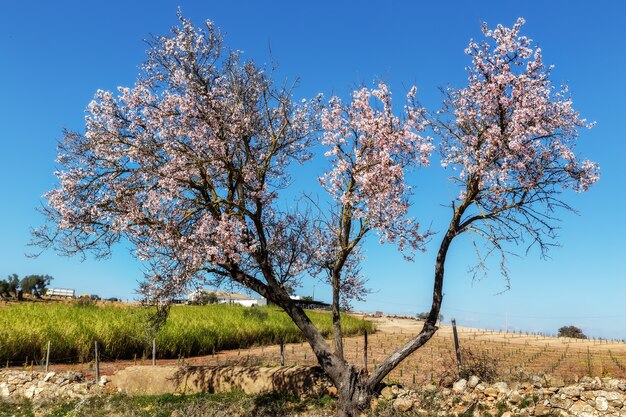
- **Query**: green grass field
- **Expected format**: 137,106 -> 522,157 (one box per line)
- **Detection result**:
0,302 -> 373,364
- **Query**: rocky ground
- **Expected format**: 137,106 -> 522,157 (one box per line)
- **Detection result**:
376,374 -> 626,416
2,367 -> 626,416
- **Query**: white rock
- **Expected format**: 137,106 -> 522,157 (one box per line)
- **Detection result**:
569,400 -> 598,417
560,385 -> 582,397
0,382 -> 9,398
549,395 -> 573,410
453,379 -> 467,393
24,385 -> 36,399
468,375 -> 480,389
392,397 -> 414,412
596,396 -> 609,412
43,371 -> 56,382
493,381 -> 510,395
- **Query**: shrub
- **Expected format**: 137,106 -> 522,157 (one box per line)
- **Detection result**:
440,347 -> 499,385
458,347 -> 499,382
558,326 -> 587,339
190,292 -> 219,305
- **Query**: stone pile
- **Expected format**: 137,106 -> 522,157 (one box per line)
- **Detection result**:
0,370 -> 108,403
378,375 -> 626,416
3,366 -> 626,417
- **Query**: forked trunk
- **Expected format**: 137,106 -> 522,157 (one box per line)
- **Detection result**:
336,367 -> 372,417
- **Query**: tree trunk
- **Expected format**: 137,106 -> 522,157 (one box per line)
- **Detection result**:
332,269 -> 344,359
336,367 -> 372,417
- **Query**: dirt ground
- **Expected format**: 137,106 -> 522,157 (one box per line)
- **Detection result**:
30,315 -> 626,387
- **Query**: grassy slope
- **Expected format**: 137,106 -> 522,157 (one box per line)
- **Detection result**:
0,392 -> 338,417
0,303 -> 373,363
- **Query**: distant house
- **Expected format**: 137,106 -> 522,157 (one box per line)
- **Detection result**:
46,288 -> 75,298
188,289 -> 266,307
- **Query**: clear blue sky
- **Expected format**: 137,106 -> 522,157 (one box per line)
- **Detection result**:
1,1 -> 624,338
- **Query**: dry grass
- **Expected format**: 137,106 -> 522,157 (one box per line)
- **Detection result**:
174,317 -> 626,387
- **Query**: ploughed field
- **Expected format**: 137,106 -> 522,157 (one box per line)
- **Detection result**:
361,317 -> 626,386
158,316 -> 626,387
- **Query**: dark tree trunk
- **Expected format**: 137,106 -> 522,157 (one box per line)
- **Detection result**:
336,366 -> 372,417
363,190 -> 476,390
227,188 -> 479,416
332,269 -> 344,359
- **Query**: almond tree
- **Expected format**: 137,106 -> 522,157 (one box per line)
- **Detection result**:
33,16 -> 598,417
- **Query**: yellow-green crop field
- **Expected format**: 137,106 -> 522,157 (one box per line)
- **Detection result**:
0,302 -> 373,364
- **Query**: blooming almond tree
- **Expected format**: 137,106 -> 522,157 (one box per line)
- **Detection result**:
33,15 -> 599,417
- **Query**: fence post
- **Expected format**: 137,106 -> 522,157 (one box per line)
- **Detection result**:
152,338 -> 156,366
94,341 -> 100,384
363,330 -> 368,372
451,318 -> 462,371
45,341 -> 51,373
280,339 -> 285,366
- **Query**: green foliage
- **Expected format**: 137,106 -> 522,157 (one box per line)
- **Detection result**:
0,273 -> 21,299
0,280 -> 8,298
0,274 -> 53,300
0,303 -> 373,362
189,291 -> 218,305
20,274 -> 53,298
558,326 -> 587,339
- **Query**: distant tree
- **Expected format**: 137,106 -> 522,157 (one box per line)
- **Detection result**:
0,279 -> 9,299
191,291 -> 219,305
0,274 -> 22,300
558,325 -> 587,339
301,295 -> 314,302
417,311 -> 443,321
20,275 -> 53,298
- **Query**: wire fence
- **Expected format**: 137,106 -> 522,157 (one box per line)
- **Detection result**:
4,324 -> 626,387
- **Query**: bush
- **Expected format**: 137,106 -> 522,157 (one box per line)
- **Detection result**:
558,325 -> 587,339
440,347 -> 499,386
189,292 -> 219,305
458,347 -> 499,382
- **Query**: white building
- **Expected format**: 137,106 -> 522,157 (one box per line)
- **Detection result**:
46,288 -> 75,298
